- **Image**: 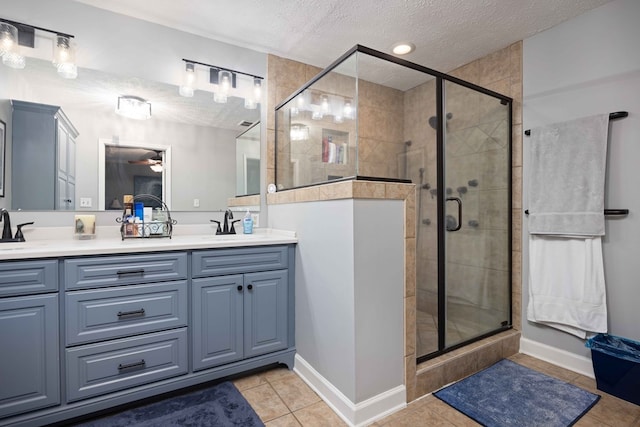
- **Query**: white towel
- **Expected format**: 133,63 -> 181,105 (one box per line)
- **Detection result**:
527,235 -> 607,338
528,114 -> 609,236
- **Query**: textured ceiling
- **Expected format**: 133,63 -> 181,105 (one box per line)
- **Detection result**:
74,0 -> 613,73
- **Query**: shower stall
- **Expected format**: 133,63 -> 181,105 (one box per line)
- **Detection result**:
274,45 -> 512,361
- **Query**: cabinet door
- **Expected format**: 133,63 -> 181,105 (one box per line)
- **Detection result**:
244,270 -> 288,358
0,294 -> 60,418
192,275 -> 244,371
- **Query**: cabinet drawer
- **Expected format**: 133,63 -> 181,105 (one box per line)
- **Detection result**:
66,328 -> 188,402
65,252 -> 187,290
0,260 -> 58,297
192,246 -> 288,278
66,280 -> 188,345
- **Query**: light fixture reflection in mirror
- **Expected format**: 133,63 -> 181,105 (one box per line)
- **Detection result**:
116,95 -> 152,120
290,123 -> 309,141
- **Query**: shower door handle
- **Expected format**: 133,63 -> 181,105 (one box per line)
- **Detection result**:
446,197 -> 462,231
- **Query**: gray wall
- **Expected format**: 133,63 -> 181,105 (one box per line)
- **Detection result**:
522,0 -> 640,359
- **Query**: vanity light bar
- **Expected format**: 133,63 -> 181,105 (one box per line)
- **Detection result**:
0,17 -> 76,77
181,58 -> 263,80
0,18 -> 75,47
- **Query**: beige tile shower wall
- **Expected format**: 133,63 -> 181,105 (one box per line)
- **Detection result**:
358,80 -> 406,178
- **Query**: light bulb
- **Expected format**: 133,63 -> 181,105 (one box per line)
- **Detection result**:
253,78 -> 262,101
0,23 -> 24,69
343,100 -> 354,119
53,35 -> 77,79
321,95 -> 330,113
0,22 -> 18,57
219,70 -> 232,94
179,62 -> 195,97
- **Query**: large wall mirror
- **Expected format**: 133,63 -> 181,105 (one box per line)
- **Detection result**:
0,54 -> 261,212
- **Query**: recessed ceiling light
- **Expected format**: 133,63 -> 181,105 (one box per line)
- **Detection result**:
392,42 -> 415,55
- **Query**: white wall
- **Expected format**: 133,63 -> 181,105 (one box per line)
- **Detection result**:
269,197 -> 405,423
522,0 -> 640,363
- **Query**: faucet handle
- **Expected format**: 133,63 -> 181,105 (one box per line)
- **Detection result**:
15,222 -> 34,242
230,219 -> 241,234
210,220 -> 222,235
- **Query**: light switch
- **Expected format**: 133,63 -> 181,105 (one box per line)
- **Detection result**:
80,197 -> 92,208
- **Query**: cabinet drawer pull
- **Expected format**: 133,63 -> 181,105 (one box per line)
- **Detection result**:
237,285 -> 243,291
117,269 -> 145,277
247,284 -> 253,290
117,308 -> 146,318
118,359 -> 146,371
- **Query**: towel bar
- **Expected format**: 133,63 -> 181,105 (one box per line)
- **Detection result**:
524,111 -> 628,136
524,209 -> 629,216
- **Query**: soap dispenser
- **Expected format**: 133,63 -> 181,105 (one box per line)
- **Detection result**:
243,210 -> 253,234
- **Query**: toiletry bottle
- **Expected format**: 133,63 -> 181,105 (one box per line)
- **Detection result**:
134,202 -> 144,223
243,209 -> 253,234
123,195 -> 133,216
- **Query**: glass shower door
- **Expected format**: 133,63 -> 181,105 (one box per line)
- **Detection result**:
441,80 -> 512,348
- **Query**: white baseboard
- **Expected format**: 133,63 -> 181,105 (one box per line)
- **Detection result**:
520,337 -> 595,378
293,354 -> 406,427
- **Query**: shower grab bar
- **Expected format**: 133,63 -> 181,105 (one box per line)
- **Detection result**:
524,111 -> 628,136
524,209 -> 629,216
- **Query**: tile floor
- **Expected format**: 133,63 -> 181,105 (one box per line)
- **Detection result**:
235,353 -> 640,426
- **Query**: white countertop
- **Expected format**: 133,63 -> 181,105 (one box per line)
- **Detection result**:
0,228 -> 297,260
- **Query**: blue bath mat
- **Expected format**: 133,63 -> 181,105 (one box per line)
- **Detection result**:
434,359 -> 599,427
73,381 -> 264,426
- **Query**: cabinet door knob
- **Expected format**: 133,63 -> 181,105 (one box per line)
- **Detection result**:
237,285 -> 243,291
247,284 -> 253,290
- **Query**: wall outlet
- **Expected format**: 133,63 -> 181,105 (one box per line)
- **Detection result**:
193,199 -> 200,208
251,213 -> 259,228
80,197 -> 92,208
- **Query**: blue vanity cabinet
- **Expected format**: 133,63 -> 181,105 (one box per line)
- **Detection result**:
64,252 -> 189,402
0,244 -> 295,426
0,261 -> 60,419
192,246 -> 291,371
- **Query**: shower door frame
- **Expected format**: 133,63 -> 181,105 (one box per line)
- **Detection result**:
420,75 -> 514,363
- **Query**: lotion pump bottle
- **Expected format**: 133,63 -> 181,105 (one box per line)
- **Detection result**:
243,209 -> 253,234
